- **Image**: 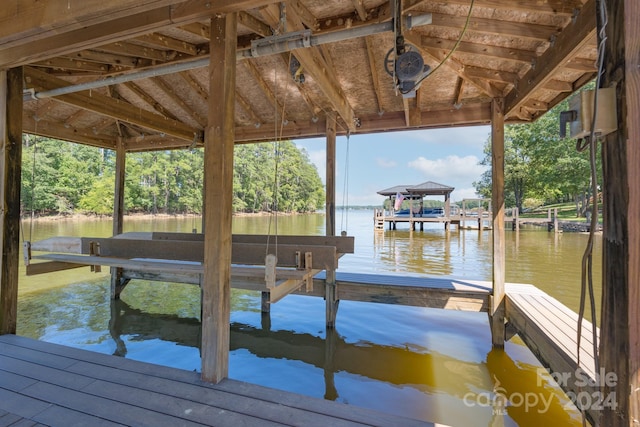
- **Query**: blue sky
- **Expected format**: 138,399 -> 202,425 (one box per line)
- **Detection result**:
294,125 -> 491,206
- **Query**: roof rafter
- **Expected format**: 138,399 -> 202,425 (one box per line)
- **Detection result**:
262,3 -> 356,131
123,81 -> 180,121
365,36 -> 384,114
0,0 -> 281,68
23,115 -> 117,149
24,67 -> 200,142
403,32 -> 502,98
150,76 -> 207,127
504,0 -> 596,116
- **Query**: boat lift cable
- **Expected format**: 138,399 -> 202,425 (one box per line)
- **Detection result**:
21,136 -> 39,266
576,2 -> 606,425
266,52 -> 294,261
340,133 -> 351,235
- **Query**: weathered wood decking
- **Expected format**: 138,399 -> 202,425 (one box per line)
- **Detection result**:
0,334 -> 436,427
506,284 -> 600,423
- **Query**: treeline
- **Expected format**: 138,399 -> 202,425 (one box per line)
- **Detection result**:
473,84 -> 601,216
21,136 -> 325,216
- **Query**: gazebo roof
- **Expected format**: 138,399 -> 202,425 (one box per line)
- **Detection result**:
377,181 -> 454,197
406,181 -> 454,196
377,185 -> 413,197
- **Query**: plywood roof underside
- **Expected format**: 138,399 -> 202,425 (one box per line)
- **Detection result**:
1,0 -> 597,152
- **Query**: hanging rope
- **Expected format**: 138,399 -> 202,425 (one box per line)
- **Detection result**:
575,2 -> 606,425
20,136 -> 38,265
340,132 -> 351,235
265,52 -> 294,262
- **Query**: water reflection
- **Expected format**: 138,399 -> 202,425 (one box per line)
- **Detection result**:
17,211 -> 597,425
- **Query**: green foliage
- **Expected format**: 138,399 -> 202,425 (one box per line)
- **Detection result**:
473,85 -> 602,217
21,137 -> 324,216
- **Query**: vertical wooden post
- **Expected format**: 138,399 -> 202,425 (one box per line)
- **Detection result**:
553,207 -> 558,233
110,138 -> 127,299
325,112 -> 339,327
326,112 -> 336,237
201,13 -> 236,383
600,0 -> 640,424
0,68 -> 22,335
490,98 -> 506,347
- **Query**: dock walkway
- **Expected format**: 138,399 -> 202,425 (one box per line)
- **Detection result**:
0,334 -> 433,427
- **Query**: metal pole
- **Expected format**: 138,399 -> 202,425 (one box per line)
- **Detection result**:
24,14 -> 432,102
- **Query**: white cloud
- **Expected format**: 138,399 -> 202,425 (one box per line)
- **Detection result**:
376,157 -> 397,168
407,155 -> 486,187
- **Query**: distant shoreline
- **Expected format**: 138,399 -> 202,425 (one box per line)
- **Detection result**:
22,211 -> 321,223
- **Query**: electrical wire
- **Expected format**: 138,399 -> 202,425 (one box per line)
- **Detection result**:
575,1 -> 607,425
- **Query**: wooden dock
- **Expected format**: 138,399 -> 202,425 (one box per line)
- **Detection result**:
506,284 -> 600,423
373,209 -> 492,232
0,334 -> 437,427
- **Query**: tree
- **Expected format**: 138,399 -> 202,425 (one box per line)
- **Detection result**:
474,90 -> 600,216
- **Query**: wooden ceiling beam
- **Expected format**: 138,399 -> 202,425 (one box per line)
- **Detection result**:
95,42 -> 169,62
440,0 -> 583,15
504,0 -> 596,116
0,0 -> 281,68
278,54 -> 322,116
420,36 -> 536,64
365,36 -> 384,114
64,109 -> 91,128
453,77 -> 465,107
564,57 -> 598,72
286,1 -> 319,31
236,92 -> 263,126
404,32 -> 502,98
235,103 -> 492,142
31,59 -> 110,74
179,22 -> 211,40
543,79 -> 574,92
238,12 -> 272,37
464,66 -> 518,85
266,3 -> 356,131
430,12 -> 560,41
135,33 -> 198,56
23,115 -> 117,149
243,59 -> 287,122
150,76 -> 206,127
64,50 -> 143,68
350,0 -> 368,21
122,81 -> 180,121
179,72 -> 209,102
24,67 -> 199,142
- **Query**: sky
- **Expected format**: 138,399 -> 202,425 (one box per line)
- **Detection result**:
294,125 -> 491,207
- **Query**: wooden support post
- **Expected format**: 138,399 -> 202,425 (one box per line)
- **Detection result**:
490,98 -> 506,347
201,13 -> 236,384
553,207 -> 558,233
0,68 -> 22,336
110,138 -> 128,299
325,113 -> 339,327
514,207 -> 520,232
600,0 -> 640,424
326,112 -> 336,237
261,291 -> 270,313
478,208 -> 484,231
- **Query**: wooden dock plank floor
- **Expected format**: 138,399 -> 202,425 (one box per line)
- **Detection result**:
505,284 -> 600,422
0,335 -> 435,427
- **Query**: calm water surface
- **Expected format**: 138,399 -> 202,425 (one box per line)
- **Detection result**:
17,210 -> 601,426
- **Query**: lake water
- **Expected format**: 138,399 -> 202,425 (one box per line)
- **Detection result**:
16,210 -> 601,426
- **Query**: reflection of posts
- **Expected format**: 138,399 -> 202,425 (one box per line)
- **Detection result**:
324,328 -> 339,400
109,299 -> 128,357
